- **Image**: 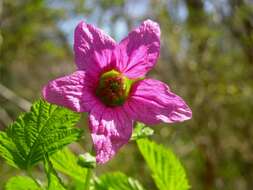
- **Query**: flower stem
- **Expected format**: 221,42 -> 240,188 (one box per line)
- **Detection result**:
84,168 -> 92,190
83,145 -> 95,190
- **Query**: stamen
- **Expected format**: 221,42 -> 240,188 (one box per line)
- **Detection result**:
96,70 -> 133,107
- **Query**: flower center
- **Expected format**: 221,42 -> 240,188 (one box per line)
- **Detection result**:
96,70 -> 133,107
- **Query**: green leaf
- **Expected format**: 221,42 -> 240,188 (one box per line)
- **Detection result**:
0,99 -> 82,170
50,148 -> 88,182
44,154 -> 66,190
131,123 -> 154,141
95,172 -> 146,190
5,176 -> 42,190
137,139 -> 190,190
0,131 -> 22,168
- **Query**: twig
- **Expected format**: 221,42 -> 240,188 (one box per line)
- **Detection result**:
0,83 -> 31,111
0,107 -> 12,126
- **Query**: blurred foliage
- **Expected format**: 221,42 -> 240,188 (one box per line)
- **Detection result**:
0,0 -> 253,190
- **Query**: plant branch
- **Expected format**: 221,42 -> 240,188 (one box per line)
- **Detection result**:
0,83 -> 31,111
0,107 -> 12,127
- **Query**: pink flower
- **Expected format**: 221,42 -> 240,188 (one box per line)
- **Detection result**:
42,20 -> 192,164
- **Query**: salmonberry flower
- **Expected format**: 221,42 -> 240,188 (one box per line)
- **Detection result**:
42,20 -> 192,164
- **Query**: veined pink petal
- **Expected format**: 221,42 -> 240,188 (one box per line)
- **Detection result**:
42,71 -> 97,112
74,21 -> 116,75
42,19 -> 192,164
124,79 -> 192,124
115,19 -> 160,78
89,102 -> 133,164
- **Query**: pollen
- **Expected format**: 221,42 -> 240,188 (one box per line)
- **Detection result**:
96,70 -> 132,107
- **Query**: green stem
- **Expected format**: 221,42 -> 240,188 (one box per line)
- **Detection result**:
83,145 -> 95,190
26,169 -> 41,187
84,168 -> 92,190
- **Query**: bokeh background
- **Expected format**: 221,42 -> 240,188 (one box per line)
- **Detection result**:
1,0 -> 253,189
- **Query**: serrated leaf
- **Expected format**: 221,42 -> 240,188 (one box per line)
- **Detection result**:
44,154 -> 66,190
5,176 -> 42,190
131,122 -> 154,141
0,131 -> 23,168
95,172 -> 146,190
0,99 -> 82,170
50,148 -> 88,182
137,139 -> 190,190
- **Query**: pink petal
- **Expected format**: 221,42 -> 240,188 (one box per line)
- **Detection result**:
114,19 -> 160,78
42,71 -> 97,112
89,102 -> 133,164
74,21 -> 116,76
124,79 -> 192,124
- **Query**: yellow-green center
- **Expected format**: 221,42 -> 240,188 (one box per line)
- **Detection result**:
96,70 -> 134,107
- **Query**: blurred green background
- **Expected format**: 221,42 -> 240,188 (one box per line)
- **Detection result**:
0,0 -> 253,189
